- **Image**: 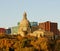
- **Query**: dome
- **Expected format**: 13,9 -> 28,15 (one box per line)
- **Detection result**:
20,12 -> 30,27
18,12 -> 31,36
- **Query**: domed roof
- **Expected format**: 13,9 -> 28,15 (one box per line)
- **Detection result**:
20,12 -> 30,27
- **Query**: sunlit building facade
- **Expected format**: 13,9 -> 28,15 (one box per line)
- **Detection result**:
11,26 -> 18,35
39,21 -> 58,34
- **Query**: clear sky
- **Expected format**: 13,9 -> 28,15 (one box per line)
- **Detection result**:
0,0 -> 60,29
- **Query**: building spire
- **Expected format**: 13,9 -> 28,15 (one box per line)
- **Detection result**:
23,11 -> 27,20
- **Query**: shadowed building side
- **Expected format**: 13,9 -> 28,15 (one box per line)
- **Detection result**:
6,28 -> 11,34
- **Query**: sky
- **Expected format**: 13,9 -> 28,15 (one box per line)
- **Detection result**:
0,0 -> 60,29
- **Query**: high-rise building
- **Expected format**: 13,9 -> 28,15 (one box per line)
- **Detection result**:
39,21 -> 58,34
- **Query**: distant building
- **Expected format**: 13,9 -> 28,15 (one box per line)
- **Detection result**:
29,22 -> 38,32
30,22 -> 38,26
31,26 -> 39,32
39,21 -> 58,34
0,28 -> 6,35
6,28 -> 11,34
11,26 -> 18,35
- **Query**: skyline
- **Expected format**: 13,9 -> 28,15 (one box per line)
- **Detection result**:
0,0 -> 60,29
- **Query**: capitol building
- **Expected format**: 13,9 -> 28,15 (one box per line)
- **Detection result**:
17,12 -> 54,39
0,11 -> 56,39
18,12 -> 31,36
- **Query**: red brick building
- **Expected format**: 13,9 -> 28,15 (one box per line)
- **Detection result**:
39,21 -> 58,34
0,28 -> 6,35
